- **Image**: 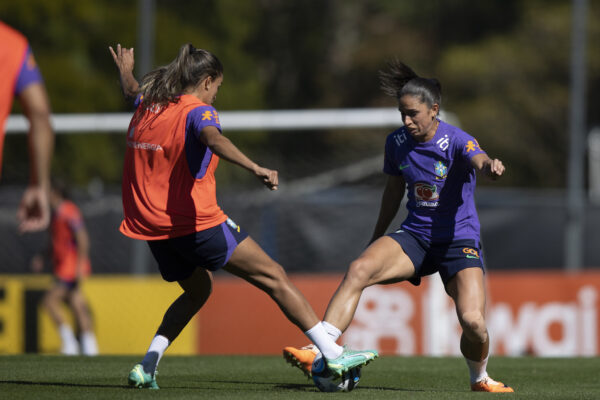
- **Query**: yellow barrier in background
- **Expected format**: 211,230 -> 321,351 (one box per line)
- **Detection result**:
0,275 -> 196,355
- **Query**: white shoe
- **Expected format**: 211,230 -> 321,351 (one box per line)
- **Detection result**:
61,340 -> 80,355
81,332 -> 99,356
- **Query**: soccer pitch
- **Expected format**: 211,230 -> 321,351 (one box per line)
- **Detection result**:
0,355 -> 598,399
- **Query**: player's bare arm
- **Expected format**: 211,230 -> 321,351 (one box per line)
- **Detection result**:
16,82 -> 54,232
471,153 -> 505,180
370,174 -> 406,243
74,226 -> 90,280
199,125 -> 279,190
109,44 -> 139,99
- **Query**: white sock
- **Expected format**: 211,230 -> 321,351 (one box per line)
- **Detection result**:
322,320 -> 342,341
141,335 -> 170,376
81,331 -> 99,356
59,324 -> 79,355
305,322 -> 343,360
465,355 -> 489,384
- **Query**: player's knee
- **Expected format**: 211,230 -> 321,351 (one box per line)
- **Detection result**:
345,258 -> 375,289
460,310 -> 487,342
42,292 -> 58,309
259,262 -> 291,294
185,280 -> 212,305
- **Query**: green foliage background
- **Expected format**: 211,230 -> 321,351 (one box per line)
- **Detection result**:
1,0 -> 598,188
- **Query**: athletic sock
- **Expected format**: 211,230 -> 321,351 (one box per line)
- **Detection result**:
141,335 -> 170,376
81,331 -> 99,356
305,322 -> 343,360
59,324 -> 79,355
465,355 -> 489,384
322,320 -> 342,341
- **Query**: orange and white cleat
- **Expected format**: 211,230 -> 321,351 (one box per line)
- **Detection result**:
471,376 -> 514,393
283,344 -> 319,377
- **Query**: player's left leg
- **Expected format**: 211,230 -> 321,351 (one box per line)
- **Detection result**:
224,236 -> 377,377
68,287 -> 98,356
224,236 -> 320,331
446,267 -> 513,393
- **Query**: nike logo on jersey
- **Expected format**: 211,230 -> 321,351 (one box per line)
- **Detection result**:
398,164 -> 410,170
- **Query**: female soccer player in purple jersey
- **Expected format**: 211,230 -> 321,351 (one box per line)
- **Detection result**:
284,61 -> 513,393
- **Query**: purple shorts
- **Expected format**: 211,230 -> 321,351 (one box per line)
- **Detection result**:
148,218 -> 248,282
387,229 -> 485,287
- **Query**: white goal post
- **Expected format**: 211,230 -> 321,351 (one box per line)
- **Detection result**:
5,108 -> 458,133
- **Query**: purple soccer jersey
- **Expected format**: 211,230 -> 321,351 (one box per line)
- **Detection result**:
383,119 -> 486,242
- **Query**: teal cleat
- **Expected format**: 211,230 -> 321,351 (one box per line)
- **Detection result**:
128,364 -> 159,389
325,346 -> 378,378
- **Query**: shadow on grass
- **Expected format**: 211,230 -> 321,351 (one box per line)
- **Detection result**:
0,380 -> 126,389
208,380 -> 435,392
0,379 -> 463,393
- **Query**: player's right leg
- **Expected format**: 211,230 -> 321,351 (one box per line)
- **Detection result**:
224,236 -> 378,377
157,267 -> 213,341
128,267 -> 213,389
323,236 -> 416,333
284,236 -> 413,377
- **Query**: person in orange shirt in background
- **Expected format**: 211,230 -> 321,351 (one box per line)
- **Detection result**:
31,181 -> 98,356
0,21 -> 54,232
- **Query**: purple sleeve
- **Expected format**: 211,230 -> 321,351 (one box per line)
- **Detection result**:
14,46 -> 44,95
67,216 -> 84,233
187,106 -> 222,138
458,133 -> 486,160
134,94 -> 143,107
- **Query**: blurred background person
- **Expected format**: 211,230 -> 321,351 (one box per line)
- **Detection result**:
31,181 -> 98,356
0,20 -> 54,232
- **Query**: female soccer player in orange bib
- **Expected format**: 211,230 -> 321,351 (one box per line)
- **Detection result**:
110,44 -> 377,389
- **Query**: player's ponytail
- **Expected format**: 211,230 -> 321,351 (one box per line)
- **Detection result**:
138,43 -> 223,110
379,59 -> 442,109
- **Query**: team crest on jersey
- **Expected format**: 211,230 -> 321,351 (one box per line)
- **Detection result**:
434,161 -> 448,180
226,218 -> 241,233
414,182 -> 439,207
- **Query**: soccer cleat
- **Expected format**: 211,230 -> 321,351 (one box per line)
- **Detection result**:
325,345 -> 378,378
283,344 -> 319,377
471,376 -> 514,393
128,364 -> 159,389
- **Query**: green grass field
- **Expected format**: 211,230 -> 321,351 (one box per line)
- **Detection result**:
0,355 -> 598,399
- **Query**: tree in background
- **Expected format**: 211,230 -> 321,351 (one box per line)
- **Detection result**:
0,0 -> 597,188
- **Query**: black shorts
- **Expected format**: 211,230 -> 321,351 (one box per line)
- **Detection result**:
56,278 -> 79,291
147,218 -> 249,282
387,229 -> 485,287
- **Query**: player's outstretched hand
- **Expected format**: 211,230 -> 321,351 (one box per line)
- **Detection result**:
17,186 -> 50,233
109,44 -> 134,73
254,166 -> 279,190
487,158 -> 505,180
